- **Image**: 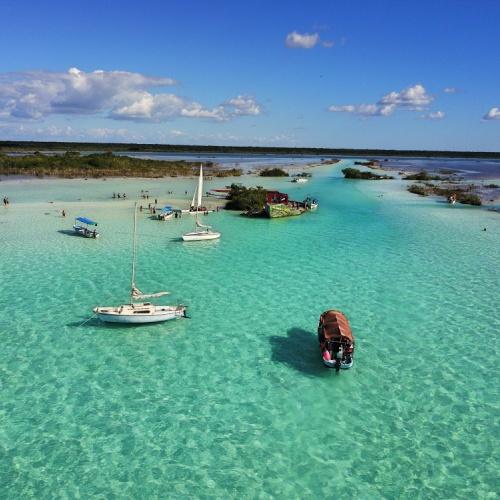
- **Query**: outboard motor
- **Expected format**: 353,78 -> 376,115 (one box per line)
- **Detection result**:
335,346 -> 343,373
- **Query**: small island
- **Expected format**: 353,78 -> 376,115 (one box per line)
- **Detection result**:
407,183 -> 482,205
342,167 -> 393,180
259,168 -> 289,177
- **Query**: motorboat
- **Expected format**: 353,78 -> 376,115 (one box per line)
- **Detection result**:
182,164 -> 221,241
317,310 -> 355,371
73,216 -> 99,238
303,197 -> 319,210
94,203 -> 187,324
157,205 -> 174,220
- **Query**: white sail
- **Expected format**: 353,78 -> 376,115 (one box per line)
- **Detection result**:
197,164 -> 203,209
191,185 -> 197,208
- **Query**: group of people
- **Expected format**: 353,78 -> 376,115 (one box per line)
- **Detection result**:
3,196 -> 9,206
112,193 -> 127,199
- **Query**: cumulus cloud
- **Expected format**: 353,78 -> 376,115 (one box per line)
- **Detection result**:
483,107 -> 500,120
443,87 -> 457,93
224,95 -> 261,116
285,31 -> 319,49
379,84 -> 433,109
0,68 -> 261,123
421,111 -> 445,120
328,84 -> 433,117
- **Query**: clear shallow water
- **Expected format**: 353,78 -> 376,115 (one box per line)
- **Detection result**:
0,160 -> 499,498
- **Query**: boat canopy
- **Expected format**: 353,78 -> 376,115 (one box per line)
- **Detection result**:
75,216 -> 97,226
161,205 -> 173,212
320,310 -> 353,342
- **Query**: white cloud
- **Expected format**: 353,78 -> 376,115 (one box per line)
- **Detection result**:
421,111 -> 445,120
322,40 -> 335,48
379,84 -> 433,109
224,95 -> 261,116
0,68 -> 261,123
483,107 -> 500,120
328,84 -> 433,117
443,87 -> 457,93
285,31 -> 319,49
328,103 -> 395,117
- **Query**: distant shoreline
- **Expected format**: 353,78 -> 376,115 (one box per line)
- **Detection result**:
1,140 -> 500,159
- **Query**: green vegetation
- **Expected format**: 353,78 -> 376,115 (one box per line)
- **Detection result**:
408,184 -> 429,196
403,171 -> 445,181
225,184 -> 267,212
0,152 -> 242,178
406,183 -> 482,205
342,168 -> 393,180
2,140 -> 499,159
259,168 -> 289,177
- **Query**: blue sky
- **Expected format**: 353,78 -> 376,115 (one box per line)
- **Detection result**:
0,0 -> 499,150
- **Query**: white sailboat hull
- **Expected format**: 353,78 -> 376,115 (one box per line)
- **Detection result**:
93,304 -> 186,324
182,230 -> 221,241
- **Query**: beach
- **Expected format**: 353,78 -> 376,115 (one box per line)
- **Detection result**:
1,158 -> 499,497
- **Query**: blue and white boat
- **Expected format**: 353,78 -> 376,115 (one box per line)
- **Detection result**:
158,205 -> 174,220
73,216 -> 99,238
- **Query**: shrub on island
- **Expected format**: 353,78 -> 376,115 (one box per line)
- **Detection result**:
403,171 -> 445,181
225,184 -> 267,211
342,168 -> 393,180
259,168 -> 289,177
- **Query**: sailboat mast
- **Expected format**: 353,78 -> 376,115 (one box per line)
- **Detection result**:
130,202 -> 138,302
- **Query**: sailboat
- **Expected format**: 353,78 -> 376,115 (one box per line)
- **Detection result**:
94,203 -> 187,323
182,163 -> 215,215
182,164 -> 221,242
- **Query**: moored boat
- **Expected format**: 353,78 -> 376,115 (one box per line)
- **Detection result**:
157,205 -> 175,220
182,164 -> 221,241
317,310 -> 355,371
94,203 -> 186,324
73,216 -> 99,238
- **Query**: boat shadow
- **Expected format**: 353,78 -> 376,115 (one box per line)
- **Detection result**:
270,327 -> 328,377
57,229 -> 80,237
67,317 -> 146,328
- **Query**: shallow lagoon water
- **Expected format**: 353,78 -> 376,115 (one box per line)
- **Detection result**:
0,160 -> 499,498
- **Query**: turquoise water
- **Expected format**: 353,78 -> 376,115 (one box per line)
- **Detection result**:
1,161 -> 499,498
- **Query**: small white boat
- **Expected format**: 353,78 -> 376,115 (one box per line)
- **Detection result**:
292,177 -> 308,183
94,203 -> 186,324
182,164 -> 221,242
73,216 -> 99,238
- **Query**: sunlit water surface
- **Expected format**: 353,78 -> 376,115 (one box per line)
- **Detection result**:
0,160 -> 498,498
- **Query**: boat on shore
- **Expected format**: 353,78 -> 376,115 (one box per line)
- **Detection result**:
73,216 -> 99,238
317,310 -> 355,371
263,191 -> 318,218
182,164 -> 221,241
94,203 -> 187,324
